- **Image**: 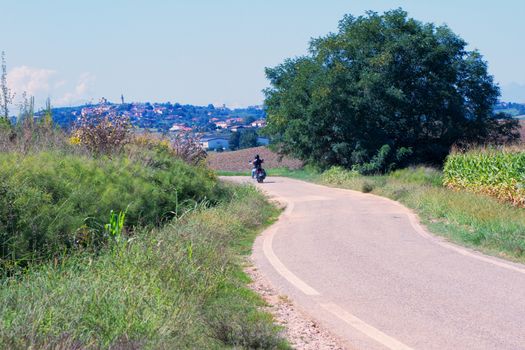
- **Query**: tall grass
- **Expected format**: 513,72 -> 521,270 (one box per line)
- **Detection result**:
0,185 -> 289,349
444,147 -> 525,206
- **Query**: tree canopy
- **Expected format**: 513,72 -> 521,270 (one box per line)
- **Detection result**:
264,9 -> 519,173
229,129 -> 259,150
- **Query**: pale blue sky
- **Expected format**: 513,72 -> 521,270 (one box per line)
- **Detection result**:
2,0 -> 524,108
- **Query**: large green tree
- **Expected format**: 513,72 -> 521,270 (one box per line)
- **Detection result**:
264,9 -> 519,172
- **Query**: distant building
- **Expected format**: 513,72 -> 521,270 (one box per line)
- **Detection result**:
230,125 -> 247,132
226,117 -> 244,125
199,137 -> 229,151
169,124 -> 192,132
251,119 -> 266,128
214,121 -> 228,129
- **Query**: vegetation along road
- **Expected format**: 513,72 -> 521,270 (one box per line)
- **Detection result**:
226,176 -> 525,350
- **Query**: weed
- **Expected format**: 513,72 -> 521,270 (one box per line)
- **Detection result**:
104,209 -> 127,246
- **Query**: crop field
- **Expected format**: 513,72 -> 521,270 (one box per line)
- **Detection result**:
443,147 -> 525,207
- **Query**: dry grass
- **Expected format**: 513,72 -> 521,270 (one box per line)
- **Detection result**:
207,146 -> 303,172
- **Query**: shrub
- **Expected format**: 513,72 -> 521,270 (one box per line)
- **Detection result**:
443,147 -> 525,206
320,166 -> 359,185
361,181 -> 374,193
130,132 -> 207,166
0,148 -> 219,274
73,113 -> 131,155
352,145 -> 413,175
170,132 -> 207,165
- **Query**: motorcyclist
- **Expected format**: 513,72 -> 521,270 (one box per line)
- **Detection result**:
250,154 -> 264,179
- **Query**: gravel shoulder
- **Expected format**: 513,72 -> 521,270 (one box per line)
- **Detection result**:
245,263 -> 347,350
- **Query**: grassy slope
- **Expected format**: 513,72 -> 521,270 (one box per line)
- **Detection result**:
0,184 -> 290,350
247,166 -> 525,264
0,149 -> 220,273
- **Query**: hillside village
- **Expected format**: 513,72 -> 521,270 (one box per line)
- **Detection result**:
36,98 -> 268,151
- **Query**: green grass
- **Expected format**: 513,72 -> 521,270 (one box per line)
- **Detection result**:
262,165 -> 525,263
0,184 -> 290,349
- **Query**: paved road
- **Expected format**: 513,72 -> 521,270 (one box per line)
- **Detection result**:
225,176 -> 525,350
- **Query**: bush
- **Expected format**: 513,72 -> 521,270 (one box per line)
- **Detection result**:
72,114 -> 131,155
130,133 -> 207,166
361,181 -> 374,193
351,145 -> 413,175
443,147 -> 525,206
0,148 -> 219,273
170,132 -> 207,165
320,166 -> 359,185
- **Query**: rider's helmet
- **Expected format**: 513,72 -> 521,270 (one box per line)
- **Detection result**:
255,154 -> 260,160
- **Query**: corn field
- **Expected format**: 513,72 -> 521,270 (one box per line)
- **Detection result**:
443,147 -> 525,207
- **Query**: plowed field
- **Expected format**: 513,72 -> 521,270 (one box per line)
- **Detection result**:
207,146 -> 303,171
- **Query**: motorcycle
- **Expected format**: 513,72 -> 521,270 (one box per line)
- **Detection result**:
255,167 -> 266,183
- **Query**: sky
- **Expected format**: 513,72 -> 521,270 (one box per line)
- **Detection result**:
1,0 -> 524,109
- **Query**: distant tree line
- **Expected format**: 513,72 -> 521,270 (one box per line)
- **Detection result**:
229,129 -> 259,150
494,102 -> 525,116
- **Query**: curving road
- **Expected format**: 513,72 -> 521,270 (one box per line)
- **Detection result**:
225,176 -> 525,350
